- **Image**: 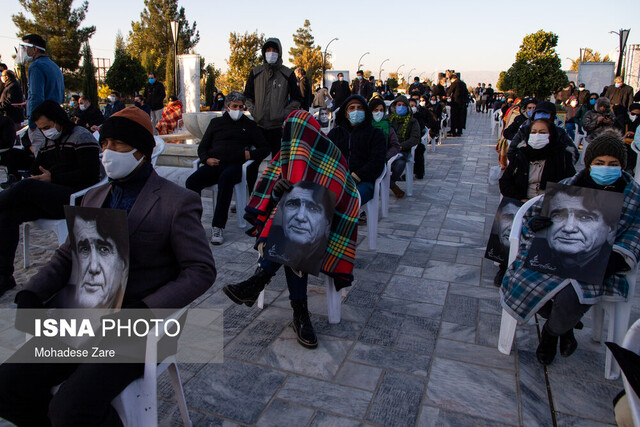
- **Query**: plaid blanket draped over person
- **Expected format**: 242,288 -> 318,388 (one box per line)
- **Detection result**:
500,170 -> 640,323
244,110 -> 360,287
155,99 -> 183,135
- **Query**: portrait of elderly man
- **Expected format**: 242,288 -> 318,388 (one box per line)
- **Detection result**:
524,183 -> 622,283
485,198 -> 522,267
66,206 -> 129,309
264,181 -> 335,275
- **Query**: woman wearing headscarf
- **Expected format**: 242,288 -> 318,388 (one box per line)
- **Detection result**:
583,97 -> 617,143
223,110 -> 359,349
387,95 -> 420,198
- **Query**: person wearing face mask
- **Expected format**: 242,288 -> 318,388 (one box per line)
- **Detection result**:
501,132 -> 640,366
409,98 -> 428,179
583,97 -> 618,143
369,98 -> 401,161
143,73 -> 166,128
503,98 -> 537,142
134,94 -> 152,117
74,96 -> 104,132
445,73 -> 468,137
155,95 -> 183,135
576,83 -> 590,106
185,91 -> 268,244
564,96 -> 580,140
327,95 -> 385,206
0,64 -> 7,96
330,72 -> 350,111
0,106 -> 215,426
387,95 -> 420,198
212,93 -> 226,111
0,70 -> 25,127
351,70 -> 373,101
574,93 -> 599,135
0,100 -> 100,295
103,91 -> 125,120
604,76 -> 634,109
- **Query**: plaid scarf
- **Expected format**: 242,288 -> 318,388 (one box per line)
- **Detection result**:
155,100 -> 183,135
501,170 -> 640,323
244,110 -> 360,285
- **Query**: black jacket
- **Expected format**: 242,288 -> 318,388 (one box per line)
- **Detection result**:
604,84 -> 634,109
197,112 -> 269,165
499,138 -> 576,200
75,104 -> 104,129
298,77 -> 313,110
0,80 -> 24,124
351,79 -> 372,101
327,95 -> 386,183
432,84 -> 446,99
143,81 -> 166,111
447,80 -> 468,104
508,123 -> 578,163
503,114 -> 528,141
577,89 -> 590,106
330,80 -> 351,109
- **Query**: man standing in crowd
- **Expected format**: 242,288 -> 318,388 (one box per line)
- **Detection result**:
447,73 -> 468,137
143,73 -> 166,127
484,83 -> 495,112
295,67 -> 313,111
0,106 -> 215,426
576,83 -> 590,106
474,83 -> 484,112
604,76 -> 634,109
330,72 -> 350,111
103,91 -> 125,119
21,34 -> 64,154
351,70 -> 372,101
75,96 -> 104,132
409,77 -> 426,97
432,74 -> 447,101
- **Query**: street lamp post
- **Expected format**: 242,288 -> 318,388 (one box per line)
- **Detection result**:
322,37 -> 338,89
395,64 -> 405,76
610,29 -> 631,77
378,58 -> 389,81
408,67 -> 416,82
170,20 -> 180,97
357,52 -> 370,72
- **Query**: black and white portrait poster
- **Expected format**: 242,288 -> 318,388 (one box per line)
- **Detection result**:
264,182 -> 336,276
484,197 -> 523,264
53,206 -> 130,309
524,183 -> 624,285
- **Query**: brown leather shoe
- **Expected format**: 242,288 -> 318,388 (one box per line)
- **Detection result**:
391,184 -> 405,199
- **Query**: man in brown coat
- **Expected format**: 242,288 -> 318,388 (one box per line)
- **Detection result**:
0,107 -> 216,426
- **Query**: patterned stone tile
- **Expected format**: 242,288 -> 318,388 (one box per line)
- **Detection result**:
435,338 -> 515,371
358,310 -> 404,347
422,260 -> 481,286
224,321 -> 284,361
255,399 -> 315,427
308,412 -> 364,427
439,321 -> 476,344
375,296 -> 443,320
548,374 -> 620,424
334,361 -> 383,391
366,370 -> 425,426
349,342 -> 431,376
442,293 -> 479,326
383,276 -> 448,305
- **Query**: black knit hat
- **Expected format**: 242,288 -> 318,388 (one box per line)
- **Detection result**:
584,133 -> 627,169
369,98 -> 386,112
99,107 -> 155,158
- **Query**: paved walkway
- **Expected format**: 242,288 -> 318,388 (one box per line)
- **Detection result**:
2,110 -> 638,426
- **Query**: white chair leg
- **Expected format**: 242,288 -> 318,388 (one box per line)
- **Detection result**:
234,182 -> 246,229
168,362 -> 192,426
366,203 -> 377,251
257,290 -> 265,309
604,303 -> 632,380
56,221 -> 69,246
498,309 -> 518,355
591,304 -> 605,342
406,161 -> 414,197
325,277 -> 341,324
381,175 -> 390,218
23,223 -> 31,268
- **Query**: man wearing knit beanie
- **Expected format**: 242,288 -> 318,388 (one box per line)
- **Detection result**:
0,108 -> 216,425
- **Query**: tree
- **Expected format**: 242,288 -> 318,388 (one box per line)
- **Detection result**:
386,74 -> 399,92
12,0 -> 95,86
496,71 -> 508,92
127,0 -> 199,97
569,49 -> 611,71
105,35 -> 147,99
80,43 -> 99,106
288,20 -> 329,86
501,30 -> 568,98
224,30 -> 265,93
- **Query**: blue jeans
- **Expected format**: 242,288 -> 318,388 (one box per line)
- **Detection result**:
357,182 -> 375,205
565,122 -> 576,141
259,259 -> 308,301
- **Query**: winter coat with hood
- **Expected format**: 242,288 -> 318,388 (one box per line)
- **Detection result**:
499,123 -> 576,201
389,95 -> 420,152
583,102 -> 618,142
327,95 -> 386,184
508,122 -> 578,163
604,83 -> 634,109
243,38 -> 303,130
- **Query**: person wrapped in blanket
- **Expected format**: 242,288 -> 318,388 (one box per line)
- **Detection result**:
155,95 -> 182,135
223,110 -> 359,349
501,132 -> 640,366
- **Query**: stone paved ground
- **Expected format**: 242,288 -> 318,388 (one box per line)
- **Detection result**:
2,110 -> 639,426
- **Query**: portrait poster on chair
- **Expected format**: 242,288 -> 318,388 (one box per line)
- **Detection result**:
49,206 -> 130,309
484,197 -> 523,264
524,183 -> 624,286
263,182 -> 336,276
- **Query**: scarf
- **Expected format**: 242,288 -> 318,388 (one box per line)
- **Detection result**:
371,117 -> 390,141
389,112 -> 411,140
244,110 -> 359,286
108,161 -> 153,213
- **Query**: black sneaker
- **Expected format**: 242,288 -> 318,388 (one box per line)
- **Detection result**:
291,300 -> 318,349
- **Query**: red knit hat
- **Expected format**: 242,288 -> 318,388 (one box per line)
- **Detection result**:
99,107 -> 155,158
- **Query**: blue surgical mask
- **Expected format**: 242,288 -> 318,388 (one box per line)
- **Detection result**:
357,75 -> 363,80
590,99 -> 597,105
395,105 -> 407,116
590,165 -> 622,186
526,110 -> 533,118
348,110 -> 365,125
70,100 -> 76,107
149,78 -> 155,84
533,112 -> 550,120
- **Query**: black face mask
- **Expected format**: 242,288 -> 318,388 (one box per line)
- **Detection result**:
134,101 -> 141,107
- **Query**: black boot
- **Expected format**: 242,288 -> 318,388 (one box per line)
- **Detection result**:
0,275 -> 16,297
290,300 -> 317,349
222,267 -> 271,307
536,324 -> 558,365
559,329 -> 578,357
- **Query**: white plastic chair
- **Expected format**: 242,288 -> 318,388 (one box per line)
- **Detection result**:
491,109 -> 501,136
191,159 -> 254,229
22,177 -> 108,268
405,145 -> 417,197
111,307 -> 191,427
631,142 -> 640,185
360,165 -> 385,251
620,319 -> 640,426
381,154 -> 401,218
439,113 -> 447,142
497,194 -> 638,380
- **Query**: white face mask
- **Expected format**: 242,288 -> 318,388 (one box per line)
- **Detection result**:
419,101 -> 426,107
411,106 -> 418,114
108,96 -> 116,103
372,111 -> 384,122
615,83 -> 622,88
528,133 -> 550,149
79,104 -> 87,111
228,109 -> 243,121
101,149 -> 143,180
570,101 -> 578,107
42,126 -> 61,140
630,113 -> 638,121
578,87 -> 585,91
265,52 -> 278,64
430,100 -> 437,105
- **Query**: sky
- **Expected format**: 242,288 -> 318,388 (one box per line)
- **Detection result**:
1,0 -> 639,88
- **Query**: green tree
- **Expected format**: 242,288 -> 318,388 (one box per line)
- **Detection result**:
288,20 -> 329,86
127,0 -> 199,97
501,30 -> 568,98
12,0 -> 95,85
386,74 -> 399,92
496,70 -> 508,92
569,48 -> 611,71
105,35 -> 147,99
80,42 -> 99,105
224,30 -> 265,93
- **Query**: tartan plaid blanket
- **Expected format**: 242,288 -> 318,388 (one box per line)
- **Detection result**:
156,100 -> 182,135
501,170 -> 640,323
244,110 -> 359,285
